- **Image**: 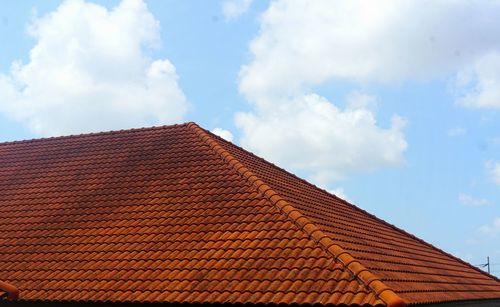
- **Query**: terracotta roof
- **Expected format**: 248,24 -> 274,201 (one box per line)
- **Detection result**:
0,280 -> 19,300
0,122 -> 498,306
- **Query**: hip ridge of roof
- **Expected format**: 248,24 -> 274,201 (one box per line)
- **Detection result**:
202,123 -> 500,286
186,122 -> 406,307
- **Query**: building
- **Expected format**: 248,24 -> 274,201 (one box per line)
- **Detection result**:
0,122 -> 499,306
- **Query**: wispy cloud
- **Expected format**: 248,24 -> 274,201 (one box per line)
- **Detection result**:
222,0 -> 253,21
346,91 -> 378,111
458,193 -> 490,207
479,217 -> 500,237
447,127 -> 466,137
486,160 -> 500,186
454,53 -> 500,109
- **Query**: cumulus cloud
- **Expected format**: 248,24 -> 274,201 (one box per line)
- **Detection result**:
458,193 -> 490,207
327,187 -> 349,202
236,94 -> 407,183
239,0 -> 500,107
211,127 -> 234,142
236,0 -> 500,183
0,0 -> 187,136
236,0 -> 416,183
479,217 -> 500,237
486,161 -> 500,186
222,0 -> 253,21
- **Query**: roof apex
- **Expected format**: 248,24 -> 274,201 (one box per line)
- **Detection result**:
187,122 -> 406,307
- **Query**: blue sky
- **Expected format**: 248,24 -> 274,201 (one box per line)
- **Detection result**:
1,0 -> 499,276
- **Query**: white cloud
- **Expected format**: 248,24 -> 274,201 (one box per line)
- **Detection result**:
211,127 -> 234,142
458,193 -> 490,207
0,0 -> 187,136
236,0 -> 415,182
454,52 -> 500,109
222,0 -> 253,21
490,137 -> 500,146
486,160 -> 500,186
447,127 -> 466,137
346,91 -> 377,111
479,217 -> 500,237
327,187 -> 349,202
236,0 -> 500,182
239,0 -> 500,107
236,94 -> 407,183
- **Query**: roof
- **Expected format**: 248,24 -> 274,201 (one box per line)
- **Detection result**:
0,122 -> 498,306
0,280 -> 19,300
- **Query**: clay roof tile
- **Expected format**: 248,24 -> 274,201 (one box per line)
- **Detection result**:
0,123 -> 498,306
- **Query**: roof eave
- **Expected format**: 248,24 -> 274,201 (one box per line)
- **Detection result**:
0,280 -> 19,300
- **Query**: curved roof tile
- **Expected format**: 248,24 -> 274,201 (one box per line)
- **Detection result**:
0,122 -> 499,306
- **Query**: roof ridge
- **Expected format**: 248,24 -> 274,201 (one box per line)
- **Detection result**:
207,132 -> 500,284
0,122 -> 192,147
186,122 -> 406,307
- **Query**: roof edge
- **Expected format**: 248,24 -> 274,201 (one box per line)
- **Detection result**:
0,122 -> 192,147
187,122 -> 406,307
205,127 -> 500,285
0,280 -> 19,300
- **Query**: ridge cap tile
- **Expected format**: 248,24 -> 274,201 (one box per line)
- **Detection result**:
206,125 -> 500,285
2,121 -> 384,306
207,124 -> 500,300
2,122 -> 499,306
186,122 -> 405,307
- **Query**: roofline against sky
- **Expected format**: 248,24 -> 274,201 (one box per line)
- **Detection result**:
187,122 -> 406,307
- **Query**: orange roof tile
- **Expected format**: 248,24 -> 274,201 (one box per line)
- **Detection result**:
0,122 -> 499,306
0,280 -> 19,300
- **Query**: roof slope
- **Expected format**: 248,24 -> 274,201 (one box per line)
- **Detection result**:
0,122 -> 498,306
215,125 -> 500,305
0,122 -> 389,306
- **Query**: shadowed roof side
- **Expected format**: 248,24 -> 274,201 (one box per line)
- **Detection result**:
1,122 -> 499,306
0,122 -> 386,306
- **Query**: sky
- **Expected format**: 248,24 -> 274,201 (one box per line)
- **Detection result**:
0,0 -> 499,276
